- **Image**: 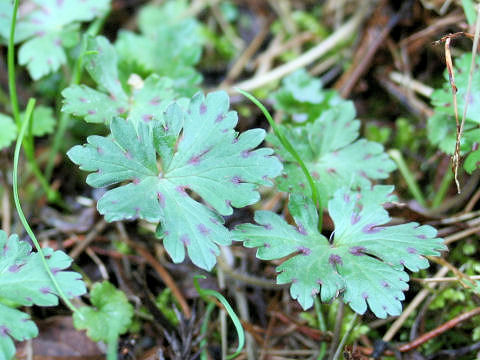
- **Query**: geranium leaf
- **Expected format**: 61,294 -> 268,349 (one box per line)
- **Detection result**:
0,305 -> 37,360
0,230 -> 86,359
68,91 -> 283,270
62,36 -> 178,125
270,102 -> 396,204
233,186 -> 446,318
115,0 -> 204,96
1,0 -> 110,80
73,281 -> 133,342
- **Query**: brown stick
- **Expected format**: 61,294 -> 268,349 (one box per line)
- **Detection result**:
398,307 -> 480,352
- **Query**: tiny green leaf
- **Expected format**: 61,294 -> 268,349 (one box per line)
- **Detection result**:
68,91 -> 283,270
73,281 -> 133,342
233,187 -> 446,318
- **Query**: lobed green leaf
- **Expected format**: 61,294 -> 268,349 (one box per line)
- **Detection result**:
233,187 -> 446,318
0,230 -> 86,360
68,91 -> 283,270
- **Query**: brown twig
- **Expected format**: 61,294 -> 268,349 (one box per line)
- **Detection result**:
398,307 -> 480,352
69,219 -> 107,259
443,36 -> 462,193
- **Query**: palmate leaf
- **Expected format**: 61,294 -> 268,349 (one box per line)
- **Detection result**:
270,102 -> 396,205
68,91 -> 283,270
233,187 -> 446,318
0,230 -> 86,360
271,69 -> 345,123
73,281 -> 133,343
115,0 -> 204,96
0,0 -> 110,80
62,36 -> 179,125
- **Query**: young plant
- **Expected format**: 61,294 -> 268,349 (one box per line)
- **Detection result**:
236,88 -> 446,319
0,0 -> 110,80
67,91 -> 283,270
73,281 -> 133,360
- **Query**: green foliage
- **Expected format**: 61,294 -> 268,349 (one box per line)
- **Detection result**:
115,0 -> 204,96
233,187 -> 446,318
68,91 -> 282,270
428,53 -> 480,173
464,147 -> 480,174
62,36 -> 180,125
22,105 -> 56,137
365,123 -> 391,145
271,69 -> 344,124
155,289 -> 179,326
0,106 -> 56,151
269,101 -> 396,205
0,230 -> 86,360
0,114 -> 16,150
0,0 -> 110,80
73,281 -> 133,342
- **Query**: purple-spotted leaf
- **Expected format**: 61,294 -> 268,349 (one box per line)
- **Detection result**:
62,36 -> 179,125
67,91 -> 283,270
269,102 -> 396,205
233,186 -> 446,318
0,230 -> 86,360
0,0 -> 110,80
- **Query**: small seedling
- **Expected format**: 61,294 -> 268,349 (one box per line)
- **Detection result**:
73,281 -> 133,360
